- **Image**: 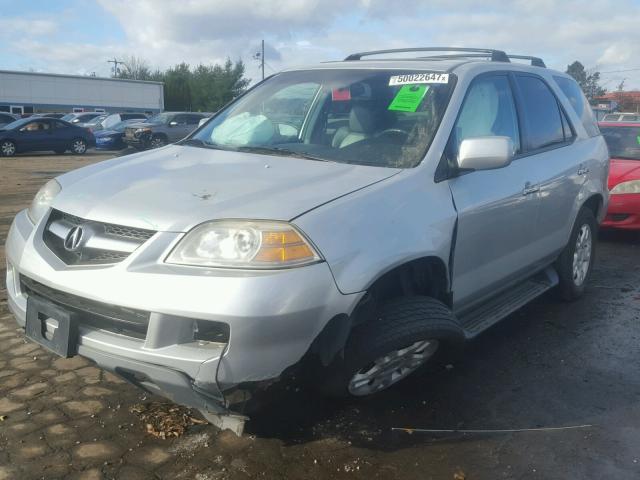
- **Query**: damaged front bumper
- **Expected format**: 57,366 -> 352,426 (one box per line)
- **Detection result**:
5,209 -> 361,432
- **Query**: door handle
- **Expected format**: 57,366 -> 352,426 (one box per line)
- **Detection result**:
522,182 -> 540,196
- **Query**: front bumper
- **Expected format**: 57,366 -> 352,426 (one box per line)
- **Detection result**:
6,209 -> 361,417
601,193 -> 640,230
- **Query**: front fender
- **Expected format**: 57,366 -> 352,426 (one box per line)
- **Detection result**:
294,170 -> 457,296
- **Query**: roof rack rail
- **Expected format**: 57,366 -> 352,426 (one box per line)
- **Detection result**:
508,55 -> 546,68
344,47 -> 510,63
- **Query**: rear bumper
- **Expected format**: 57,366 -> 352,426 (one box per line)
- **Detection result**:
601,193 -> 640,230
6,208 -> 362,418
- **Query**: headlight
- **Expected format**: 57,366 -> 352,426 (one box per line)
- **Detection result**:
27,179 -> 61,224
135,127 -> 151,137
610,180 -> 640,194
166,220 -> 321,268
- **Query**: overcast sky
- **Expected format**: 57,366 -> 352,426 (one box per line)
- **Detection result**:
1,0 -> 640,89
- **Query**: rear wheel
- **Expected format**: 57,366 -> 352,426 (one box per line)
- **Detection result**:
319,296 -> 463,397
1,140 -> 16,157
555,207 -> 597,301
71,138 -> 87,155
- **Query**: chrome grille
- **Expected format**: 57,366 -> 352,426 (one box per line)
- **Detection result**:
43,209 -> 156,266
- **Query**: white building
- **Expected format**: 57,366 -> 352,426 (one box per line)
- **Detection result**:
0,70 -> 164,115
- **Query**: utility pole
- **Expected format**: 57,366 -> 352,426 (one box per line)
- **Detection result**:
107,58 -> 123,77
261,39 -> 265,81
253,40 -> 265,81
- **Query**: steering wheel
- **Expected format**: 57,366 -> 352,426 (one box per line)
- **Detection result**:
374,128 -> 409,143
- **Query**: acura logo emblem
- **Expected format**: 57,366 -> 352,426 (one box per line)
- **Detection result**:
64,226 -> 84,252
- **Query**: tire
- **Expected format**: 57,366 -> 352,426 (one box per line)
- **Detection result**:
319,296 -> 463,398
149,135 -> 167,149
1,140 -> 16,157
555,207 -> 597,301
70,138 -> 87,155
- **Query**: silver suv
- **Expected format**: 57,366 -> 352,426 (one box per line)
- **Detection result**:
5,48 -> 609,433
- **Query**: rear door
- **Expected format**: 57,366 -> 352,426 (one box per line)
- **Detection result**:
52,120 -> 73,149
448,73 -> 541,310
511,74 -> 584,259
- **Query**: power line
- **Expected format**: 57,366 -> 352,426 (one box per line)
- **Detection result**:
600,67 -> 640,74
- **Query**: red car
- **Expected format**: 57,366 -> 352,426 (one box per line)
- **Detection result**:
599,122 -> 640,230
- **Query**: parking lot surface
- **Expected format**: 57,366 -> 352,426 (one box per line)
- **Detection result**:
1,153 -> 640,480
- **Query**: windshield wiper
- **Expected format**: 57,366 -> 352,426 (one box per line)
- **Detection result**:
234,146 -> 330,162
179,138 -> 230,151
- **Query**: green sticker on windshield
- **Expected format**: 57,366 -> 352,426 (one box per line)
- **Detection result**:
388,85 -> 429,112
636,134 -> 640,145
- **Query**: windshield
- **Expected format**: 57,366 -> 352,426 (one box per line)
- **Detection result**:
111,120 -> 137,132
191,69 -> 455,168
146,112 -> 173,124
86,115 -> 107,125
601,126 -> 640,160
61,113 -> 76,122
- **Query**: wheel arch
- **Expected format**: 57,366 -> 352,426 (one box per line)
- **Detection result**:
582,193 -> 604,222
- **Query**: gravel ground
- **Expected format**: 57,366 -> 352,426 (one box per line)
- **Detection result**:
1,151 -> 639,480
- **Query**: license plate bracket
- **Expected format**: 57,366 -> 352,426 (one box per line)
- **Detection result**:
25,295 -> 78,358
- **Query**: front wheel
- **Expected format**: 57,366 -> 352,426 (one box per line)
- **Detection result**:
71,138 -> 87,155
555,207 -> 597,301
149,135 -> 167,149
319,296 -> 463,397
1,140 -> 16,157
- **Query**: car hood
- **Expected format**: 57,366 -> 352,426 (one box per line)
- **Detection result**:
609,158 -> 640,188
53,144 -> 401,232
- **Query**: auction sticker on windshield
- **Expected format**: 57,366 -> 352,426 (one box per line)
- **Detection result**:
389,73 -> 449,86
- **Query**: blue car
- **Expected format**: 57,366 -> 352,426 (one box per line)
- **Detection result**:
0,117 -> 95,156
94,119 -> 143,150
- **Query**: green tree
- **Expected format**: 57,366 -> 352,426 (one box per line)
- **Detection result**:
566,61 -> 606,100
116,58 -> 250,111
164,63 -> 193,110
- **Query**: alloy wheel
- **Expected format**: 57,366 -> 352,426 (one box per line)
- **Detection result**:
572,224 -> 592,286
150,137 -> 166,148
1,141 -> 16,156
72,139 -> 87,154
348,339 -> 439,396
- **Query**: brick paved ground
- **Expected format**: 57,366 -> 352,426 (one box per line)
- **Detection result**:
1,152 -> 640,480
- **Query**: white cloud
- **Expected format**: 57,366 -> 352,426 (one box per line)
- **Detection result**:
6,0 -> 640,88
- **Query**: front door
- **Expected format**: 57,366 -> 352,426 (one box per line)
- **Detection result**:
447,74 -> 540,311
16,119 -> 54,152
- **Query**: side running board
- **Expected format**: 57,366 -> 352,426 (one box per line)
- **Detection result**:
459,267 -> 559,339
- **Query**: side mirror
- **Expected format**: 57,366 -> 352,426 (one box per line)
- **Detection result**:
169,121 -> 178,127
458,136 -> 514,171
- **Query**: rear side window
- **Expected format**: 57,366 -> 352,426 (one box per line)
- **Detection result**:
553,76 -> 600,137
514,75 -> 566,150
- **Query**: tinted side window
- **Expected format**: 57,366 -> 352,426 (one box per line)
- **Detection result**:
122,113 -> 144,120
451,75 -> 520,156
53,121 -> 69,129
553,76 -> 600,137
185,115 -> 203,125
515,75 -> 565,150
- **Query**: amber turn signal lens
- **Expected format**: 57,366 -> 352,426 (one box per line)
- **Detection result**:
255,230 -> 317,263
